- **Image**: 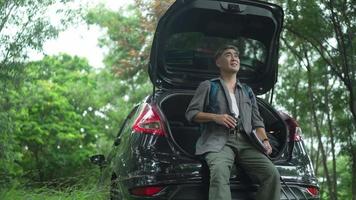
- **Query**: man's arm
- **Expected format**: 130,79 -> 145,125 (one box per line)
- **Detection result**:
193,112 -> 236,128
249,87 -> 273,155
255,126 -> 272,155
185,81 -> 210,122
186,80 -> 236,129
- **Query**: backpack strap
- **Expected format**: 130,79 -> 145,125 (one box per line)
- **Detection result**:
241,83 -> 255,104
207,79 -> 234,116
206,79 -> 220,113
207,80 -> 255,114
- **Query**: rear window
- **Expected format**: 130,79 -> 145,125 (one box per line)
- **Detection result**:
164,32 -> 267,74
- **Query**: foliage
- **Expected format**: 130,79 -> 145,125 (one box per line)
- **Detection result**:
85,4 -> 150,83
273,0 -> 355,199
1,1 -> 154,188
8,55 -> 96,183
0,0 -> 75,80
0,0 -> 77,187
84,3 -> 154,136
316,155 -> 353,199
0,0 -> 354,199
1,54 -> 132,187
84,0 -> 173,85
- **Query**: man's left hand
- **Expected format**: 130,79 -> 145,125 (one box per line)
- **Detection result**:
263,140 -> 273,155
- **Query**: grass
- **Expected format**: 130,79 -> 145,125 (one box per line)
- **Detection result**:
0,166 -> 111,199
0,185 -> 108,200
0,170 -> 109,200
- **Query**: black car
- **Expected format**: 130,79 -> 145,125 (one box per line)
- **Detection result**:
90,0 -> 320,199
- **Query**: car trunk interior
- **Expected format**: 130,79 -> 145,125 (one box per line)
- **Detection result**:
159,92 -> 288,160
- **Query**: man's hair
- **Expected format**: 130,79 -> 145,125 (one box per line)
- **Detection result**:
214,45 -> 239,61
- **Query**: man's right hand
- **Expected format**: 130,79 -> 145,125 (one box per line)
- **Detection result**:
213,114 -> 237,128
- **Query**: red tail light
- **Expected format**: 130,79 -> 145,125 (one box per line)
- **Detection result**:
306,187 -> 319,197
285,117 -> 302,142
130,186 -> 164,196
293,127 -> 302,141
132,103 -> 166,136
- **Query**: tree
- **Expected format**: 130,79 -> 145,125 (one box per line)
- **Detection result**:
11,54 -> 127,184
0,0 -> 76,80
273,0 -> 355,199
84,3 -> 158,108
85,4 -> 149,82
0,0 -> 76,187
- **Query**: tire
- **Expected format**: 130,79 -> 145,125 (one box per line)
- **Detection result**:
110,174 -> 121,200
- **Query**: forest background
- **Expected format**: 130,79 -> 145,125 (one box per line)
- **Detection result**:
0,0 -> 355,199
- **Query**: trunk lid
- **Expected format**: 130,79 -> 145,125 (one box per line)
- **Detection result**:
149,0 -> 284,94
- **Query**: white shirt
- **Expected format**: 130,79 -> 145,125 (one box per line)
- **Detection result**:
229,92 -> 239,117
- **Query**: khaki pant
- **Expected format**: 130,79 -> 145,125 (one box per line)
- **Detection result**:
204,132 -> 281,200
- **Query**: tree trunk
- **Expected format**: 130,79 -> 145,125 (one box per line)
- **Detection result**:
347,126 -> 356,200
34,148 -> 44,182
352,144 -> 356,200
324,73 -> 338,198
310,113 -> 319,174
314,140 -> 321,177
305,53 -> 336,200
292,66 -> 301,119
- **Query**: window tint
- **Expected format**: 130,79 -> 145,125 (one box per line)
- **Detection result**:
164,32 -> 266,73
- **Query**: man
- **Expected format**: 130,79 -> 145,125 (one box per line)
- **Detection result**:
185,45 -> 281,200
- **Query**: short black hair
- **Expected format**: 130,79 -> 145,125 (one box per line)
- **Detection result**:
214,45 -> 239,61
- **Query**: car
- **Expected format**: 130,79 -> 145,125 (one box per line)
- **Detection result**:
90,0 -> 320,199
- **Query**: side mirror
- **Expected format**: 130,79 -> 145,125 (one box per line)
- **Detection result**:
90,154 -> 106,167
114,137 -> 121,146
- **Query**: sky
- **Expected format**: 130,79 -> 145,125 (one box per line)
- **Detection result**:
30,0 -> 133,69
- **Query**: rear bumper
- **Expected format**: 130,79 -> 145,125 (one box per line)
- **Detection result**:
113,156 -> 319,199
115,178 -> 319,200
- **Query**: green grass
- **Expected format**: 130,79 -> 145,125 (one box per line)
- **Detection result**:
0,185 -> 108,200
0,167 -> 110,199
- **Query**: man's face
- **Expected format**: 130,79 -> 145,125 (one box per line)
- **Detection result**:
215,48 -> 240,73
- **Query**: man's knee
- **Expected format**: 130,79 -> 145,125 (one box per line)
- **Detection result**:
263,165 -> 280,185
209,163 -> 231,183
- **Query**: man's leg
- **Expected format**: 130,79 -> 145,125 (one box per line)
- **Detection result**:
204,145 -> 235,200
236,133 -> 281,200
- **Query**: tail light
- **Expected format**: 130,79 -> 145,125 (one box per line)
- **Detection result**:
306,186 -> 319,197
285,117 -> 302,142
130,186 -> 164,196
132,103 -> 166,136
293,127 -> 302,141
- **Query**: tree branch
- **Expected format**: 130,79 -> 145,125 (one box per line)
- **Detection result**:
0,2 -> 17,33
328,0 -> 351,85
285,26 -> 348,84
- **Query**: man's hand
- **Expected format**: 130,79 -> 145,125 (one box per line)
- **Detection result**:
263,140 -> 273,155
255,127 -> 273,154
213,114 -> 236,128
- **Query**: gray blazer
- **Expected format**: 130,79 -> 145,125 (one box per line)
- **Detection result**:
185,78 -> 265,155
